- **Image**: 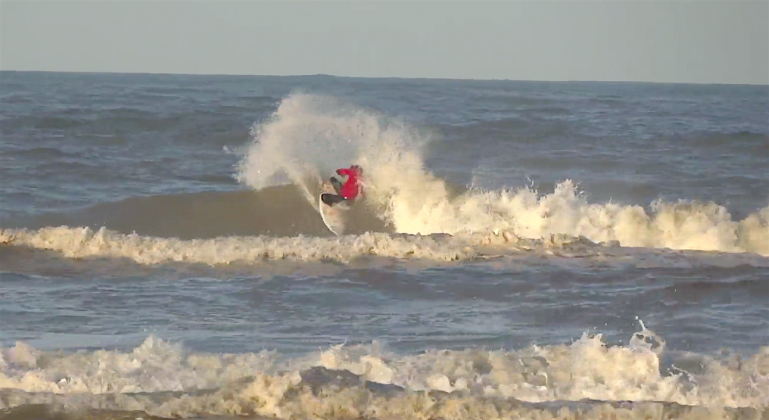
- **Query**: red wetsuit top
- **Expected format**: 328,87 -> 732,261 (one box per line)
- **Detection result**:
336,166 -> 363,200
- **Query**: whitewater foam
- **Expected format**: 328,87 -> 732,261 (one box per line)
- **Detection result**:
5,223 -> 769,273
0,226 -> 484,265
1,323 -> 767,419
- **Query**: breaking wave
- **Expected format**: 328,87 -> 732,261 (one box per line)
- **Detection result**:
1,93 -> 768,263
233,93 -> 769,256
1,322 -> 767,419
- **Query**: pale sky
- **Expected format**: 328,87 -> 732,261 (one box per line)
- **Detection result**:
1,1 -> 767,85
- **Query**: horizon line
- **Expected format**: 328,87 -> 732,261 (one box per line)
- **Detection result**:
1,69 -> 767,87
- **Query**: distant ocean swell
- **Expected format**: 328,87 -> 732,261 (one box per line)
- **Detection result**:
0,101 -> 277,134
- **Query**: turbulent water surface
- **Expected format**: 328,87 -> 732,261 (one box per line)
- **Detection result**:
1,71 -> 768,419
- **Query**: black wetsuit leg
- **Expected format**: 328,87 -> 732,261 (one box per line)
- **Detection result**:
321,193 -> 347,206
329,177 -> 344,194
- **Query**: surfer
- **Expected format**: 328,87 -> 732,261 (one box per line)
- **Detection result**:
321,165 -> 363,206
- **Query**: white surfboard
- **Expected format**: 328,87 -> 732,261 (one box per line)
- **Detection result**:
319,181 -> 348,236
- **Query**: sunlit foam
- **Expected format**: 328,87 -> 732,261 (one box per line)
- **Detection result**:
232,93 -> 769,256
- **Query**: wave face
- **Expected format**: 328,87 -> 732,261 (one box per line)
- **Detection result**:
4,186 -> 391,239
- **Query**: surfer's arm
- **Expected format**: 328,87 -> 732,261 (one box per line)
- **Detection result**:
334,169 -> 351,185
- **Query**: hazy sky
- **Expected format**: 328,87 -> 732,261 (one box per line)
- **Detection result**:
1,1 -> 767,84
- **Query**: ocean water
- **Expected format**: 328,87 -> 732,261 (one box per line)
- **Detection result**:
0,71 -> 768,420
